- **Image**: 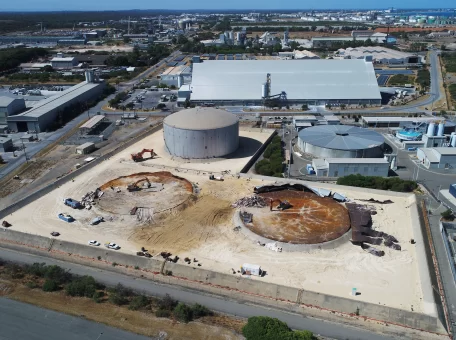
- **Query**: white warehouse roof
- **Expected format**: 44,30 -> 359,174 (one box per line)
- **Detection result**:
190,59 -> 381,101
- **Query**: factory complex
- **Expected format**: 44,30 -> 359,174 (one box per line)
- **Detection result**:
188,58 -> 382,106
2,71 -> 105,133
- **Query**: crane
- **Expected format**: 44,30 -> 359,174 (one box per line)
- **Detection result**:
131,149 -> 157,162
127,178 -> 151,192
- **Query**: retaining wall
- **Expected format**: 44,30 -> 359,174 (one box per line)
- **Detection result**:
239,130 -> 277,174
0,227 -> 444,334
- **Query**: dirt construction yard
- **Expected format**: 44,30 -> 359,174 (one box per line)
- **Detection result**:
4,128 -> 425,314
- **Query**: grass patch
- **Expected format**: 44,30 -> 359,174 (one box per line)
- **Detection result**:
388,74 -> 413,86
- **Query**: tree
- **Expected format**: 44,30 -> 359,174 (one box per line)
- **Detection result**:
311,25 -> 317,32
173,303 -> 193,323
441,209 -> 455,221
301,104 -> 308,111
123,37 -> 131,43
242,316 -> 315,340
42,279 -> 59,292
43,65 -> 54,72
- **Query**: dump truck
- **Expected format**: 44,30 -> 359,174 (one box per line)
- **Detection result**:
131,149 -> 157,162
63,198 -> 82,209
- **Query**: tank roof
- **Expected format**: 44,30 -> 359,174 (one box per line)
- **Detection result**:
164,107 -> 238,130
298,125 -> 384,151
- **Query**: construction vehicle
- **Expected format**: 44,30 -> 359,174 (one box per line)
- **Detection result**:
127,178 -> 151,192
209,174 -> 224,181
131,149 -> 157,162
269,199 -> 292,211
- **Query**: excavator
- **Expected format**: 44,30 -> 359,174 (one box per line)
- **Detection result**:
269,199 -> 292,211
131,149 -> 157,162
127,178 -> 151,192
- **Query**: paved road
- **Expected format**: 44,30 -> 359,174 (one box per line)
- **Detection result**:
0,248 -> 396,340
0,297 -> 150,340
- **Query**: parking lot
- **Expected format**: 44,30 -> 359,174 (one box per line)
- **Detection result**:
121,88 -> 178,111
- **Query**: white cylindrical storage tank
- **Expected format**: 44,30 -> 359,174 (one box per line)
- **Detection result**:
297,125 -> 384,158
261,83 -> 268,98
437,123 -> 445,136
164,107 -> 239,159
427,122 -> 435,137
451,133 -> 456,147
177,75 -> 182,88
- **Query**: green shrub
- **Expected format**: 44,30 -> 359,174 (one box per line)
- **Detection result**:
441,209 -> 455,221
192,304 -> 213,318
336,174 -> 417,192
25,281 -> 38,289
44,265 -> 70,284
155,309 -> 171,318
109,293 -> 128,306
42,279 -> 59,292
242,316 -> 315,340
65,275 -> 97,297
92,291 -> 104,303
173,303 -> 193,323
129,295 -> 149,310
158,294 -> 177,311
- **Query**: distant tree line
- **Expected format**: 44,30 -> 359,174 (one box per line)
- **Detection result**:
0,48 -> 48,73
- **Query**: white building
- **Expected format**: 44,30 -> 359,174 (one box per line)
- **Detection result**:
417,148 -> 456,169
159,65 -> 192,87
51,57 -> 78,69
336,47 -> 422,65
312,158 -> 390,177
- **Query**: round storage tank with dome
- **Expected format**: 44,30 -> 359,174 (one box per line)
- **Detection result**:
298,125 -> 384,158
163,107 -> 239,159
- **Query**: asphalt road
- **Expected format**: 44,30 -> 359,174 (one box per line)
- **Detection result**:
0,298 -> 150,340
0,248 -> 396,340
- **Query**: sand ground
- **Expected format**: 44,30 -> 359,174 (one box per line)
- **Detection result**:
3,128 -> 423,313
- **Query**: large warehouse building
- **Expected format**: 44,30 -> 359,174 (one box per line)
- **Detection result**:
190,58 -> 381,106
163,107 -> 239,159
298,125 -> 385,158
7,71 -> 105,132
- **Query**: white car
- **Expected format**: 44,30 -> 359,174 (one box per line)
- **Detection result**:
105,242 -> 120,250
88,240 -> 100,246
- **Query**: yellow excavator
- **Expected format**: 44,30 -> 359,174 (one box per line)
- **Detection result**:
127,178 -> 151,192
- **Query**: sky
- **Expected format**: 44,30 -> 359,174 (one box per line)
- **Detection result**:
1,1 -> 455,11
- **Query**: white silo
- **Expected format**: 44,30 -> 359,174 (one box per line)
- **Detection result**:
236,32 -> 241,41
437,122 -> 445,136
261,83 -> 268,98
427,122 -> 435,137
451,133 -> 456,147
228,31 -> 234,40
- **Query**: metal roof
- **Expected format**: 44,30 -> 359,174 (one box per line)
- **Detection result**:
11,82 -> 101,119
190,59 -> 381,101
0,96 -> 23,107
163,107 -> 238,130
298,125 -> 384,151
80,115 -> 105,129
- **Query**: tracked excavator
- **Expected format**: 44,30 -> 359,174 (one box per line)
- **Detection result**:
131,149 -> 157,162
127,178 -> 151,192
269,199 -> 292,211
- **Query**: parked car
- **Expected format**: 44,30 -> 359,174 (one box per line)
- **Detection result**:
88,240 -> 100,246
50,231 -> 60,237
105,242 -> 120,250
90,216 -> 104,225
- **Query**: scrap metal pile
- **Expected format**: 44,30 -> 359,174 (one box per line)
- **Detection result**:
81,188 -> 104,210
346,203 -> 401,256
232,195 -> 268,208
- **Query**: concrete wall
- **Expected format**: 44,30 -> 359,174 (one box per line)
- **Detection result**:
0,222 -> 444,334
240,130 -> 277,174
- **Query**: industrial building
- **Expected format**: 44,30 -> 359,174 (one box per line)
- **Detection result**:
0,137 -> 13,152
312,158 -> 390,177
6,71 -> 105,133
417,148 -> 456,169
163,107 -> 239,159
362,117 -> 456,131
76,142 -> 96,155
190,59 -> 381,106
298,125 -> 384,158
335,47 -> 423,65
159,65 -> 192,87
0,97 -> 26,125
51,56 -> 79,69
79,115 -> 107,135
311,34 -> 391,48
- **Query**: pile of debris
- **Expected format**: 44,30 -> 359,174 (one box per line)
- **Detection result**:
346,203 -> 401,256
81,188 -> 104,210
232,195 -> 267,208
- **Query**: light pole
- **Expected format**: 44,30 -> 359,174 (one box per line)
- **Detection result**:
437,185 -> 442,201
21,139 -> 28,163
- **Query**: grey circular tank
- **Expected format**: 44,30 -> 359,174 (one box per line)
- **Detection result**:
298,125 -> 384,158
163,107 -> 239,159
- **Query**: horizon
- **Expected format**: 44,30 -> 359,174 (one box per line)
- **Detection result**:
0,2 -> 455,12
